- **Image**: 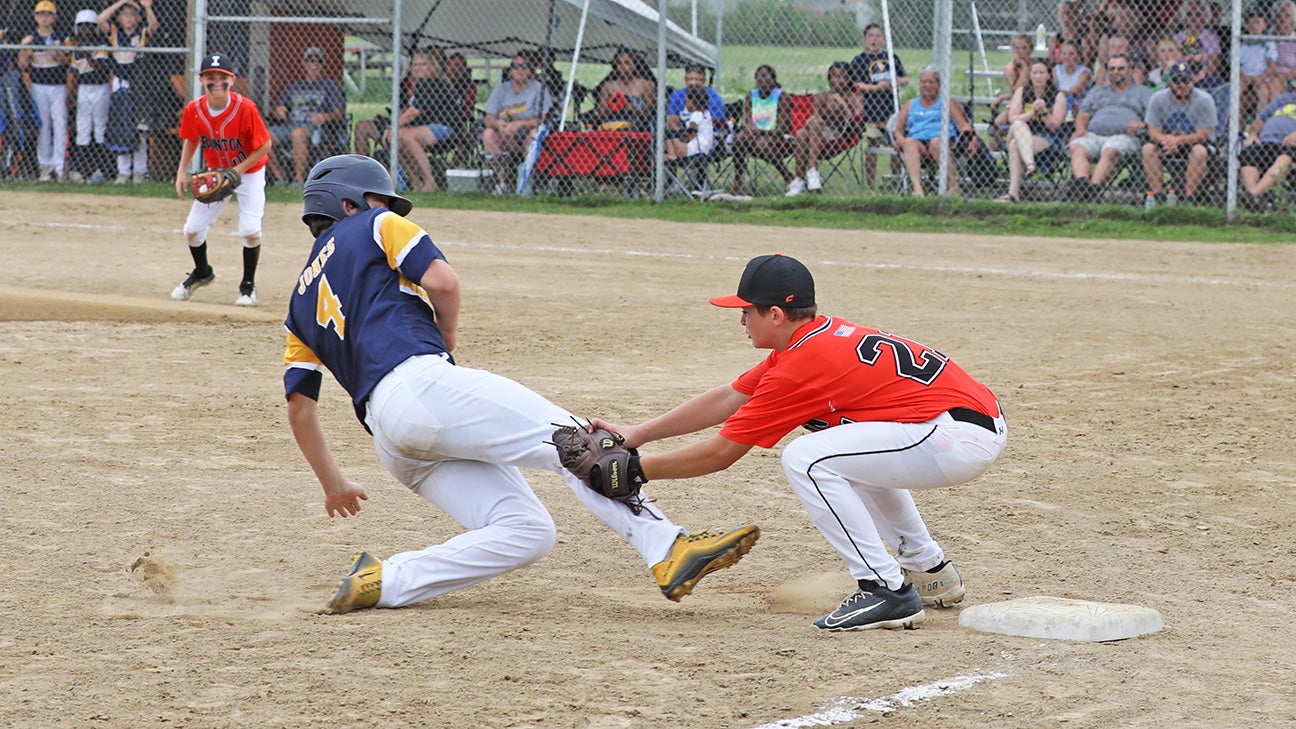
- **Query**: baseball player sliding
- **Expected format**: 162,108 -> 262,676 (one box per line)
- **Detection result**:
282,154 -> 759,614
589,254 -> 1008,632
172,52 -> 271,307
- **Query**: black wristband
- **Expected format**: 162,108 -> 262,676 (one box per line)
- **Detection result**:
627,455 -> 648,486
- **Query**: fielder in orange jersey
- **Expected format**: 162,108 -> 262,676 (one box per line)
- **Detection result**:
171,52 -> 272,307
590,254 -> 1008,633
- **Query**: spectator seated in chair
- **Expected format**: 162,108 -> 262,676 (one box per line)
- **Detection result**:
730,64 -> 794,196
593,48 -> 655,132
999,59 -> 1068,203
1066,54 -> 1153,201
481,50 -> 553,195
265,46 -> 346,186
787,62 -> 862,196
391,51 -> 464,192
1239,88 -> 1296,210
892,67 -> 978,197
1140,60 -> 1217,208
664,86 -> 715,162
666,63 -> 728,141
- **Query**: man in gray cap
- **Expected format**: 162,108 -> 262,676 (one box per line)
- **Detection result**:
1140,59 -> 1217,208
267,46 -> 347,186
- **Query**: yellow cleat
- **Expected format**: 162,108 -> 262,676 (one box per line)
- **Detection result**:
651,525 -> 760,602
326,551 -> 383,614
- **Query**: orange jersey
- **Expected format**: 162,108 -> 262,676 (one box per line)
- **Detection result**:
721,315 -> 999,448
179,92 -> 271,173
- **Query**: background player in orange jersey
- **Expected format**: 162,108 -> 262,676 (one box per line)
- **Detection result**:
590,254 -> 1008,633
172,52 -> 272,307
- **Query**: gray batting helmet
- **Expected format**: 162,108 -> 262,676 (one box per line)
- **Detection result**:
302,154 -> 413,224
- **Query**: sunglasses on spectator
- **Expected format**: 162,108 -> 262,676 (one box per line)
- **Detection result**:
1170,76 -> 1192,83
1107,65 -> 1128,71
511,62 -> 530,69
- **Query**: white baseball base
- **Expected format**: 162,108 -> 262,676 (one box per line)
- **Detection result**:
959,596 -> 1164,642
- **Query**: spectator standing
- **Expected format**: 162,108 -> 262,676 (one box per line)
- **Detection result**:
999,59 -> 1067,203
266,46 -> 347,187
893,68 -> 977,197
787,62 -> 862,196
849,23 -> 908,188
730,64 -> 794,196
17,0 -> 68,182
1239,88 -> 1296,209
1175,1 -> 1222,85
67,8 -> 111,183
1147,35 -> 1185,90
1141,60 -> 1217,208
1066,54 -> 1152,200
394,51 -> 462,192
98,0 -> 159,184
481,51 -> 552,195
1054,40 -> 1092,121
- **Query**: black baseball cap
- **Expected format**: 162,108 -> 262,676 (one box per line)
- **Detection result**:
199,52 -> 237,76
710,254 -> 815,308
1167,60 -> 1192,81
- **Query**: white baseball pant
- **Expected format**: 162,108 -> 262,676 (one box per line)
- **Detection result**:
364,354 -> 685,608
76,83 -> 110,145
183,168 -> 266,248
31,83 -> 68,175
781,408 -> 1007,591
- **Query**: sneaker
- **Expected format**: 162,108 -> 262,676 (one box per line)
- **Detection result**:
39,166 -> 53,182
785,177 -> 806,197
902,561 -> 966,608
651,525 -> 760,601
170,268 -> 215,301
806,168 -> 822,191
812,582 -> 926,632
115,174 -> 129,185
493,182 -> 509,196
234,282 -> 257,307
89,170 -> 107,184
132,172 -> 146,184
68,170 -> 85,184
326,552 -> 383,614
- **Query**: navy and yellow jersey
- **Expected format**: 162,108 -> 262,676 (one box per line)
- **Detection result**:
283,208 -> 452,425
107,25 -> 147,83
26,29 -> 67,86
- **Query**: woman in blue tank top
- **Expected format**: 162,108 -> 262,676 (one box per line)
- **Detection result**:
892,68 -> 978,197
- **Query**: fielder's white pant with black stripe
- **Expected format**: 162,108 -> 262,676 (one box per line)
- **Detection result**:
364,354 -> 684,608
781,409 -> 1007,591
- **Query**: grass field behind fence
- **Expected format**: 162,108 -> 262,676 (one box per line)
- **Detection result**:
344,43 -> 1018,128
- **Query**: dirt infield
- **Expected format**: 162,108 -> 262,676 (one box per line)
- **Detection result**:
3,190 -> 1294,728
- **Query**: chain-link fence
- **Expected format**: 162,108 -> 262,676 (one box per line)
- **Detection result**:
0,0 -> 1283,215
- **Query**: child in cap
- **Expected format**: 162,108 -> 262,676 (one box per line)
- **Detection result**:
68,9 -> 112,183
172,52 -> 273,308
98,0 -> 159,183
18,0 -> 68,181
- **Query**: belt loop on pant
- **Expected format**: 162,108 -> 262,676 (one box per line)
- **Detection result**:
947,407 -> 996,433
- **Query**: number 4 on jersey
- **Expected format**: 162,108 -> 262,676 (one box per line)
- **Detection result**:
316,274 -> 346,339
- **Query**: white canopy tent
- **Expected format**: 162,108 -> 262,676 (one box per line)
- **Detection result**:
196,0 -> 718,197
